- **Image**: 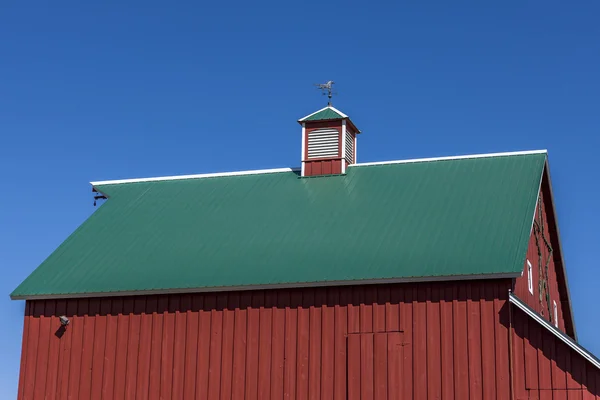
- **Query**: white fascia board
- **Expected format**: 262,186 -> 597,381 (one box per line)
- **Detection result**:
510,293 -> 597,369
351,149 -> 548,168
298,105 -> 348,122
301,123 -> 306,176
341,120 -> 347,174
91,167 -> 300,186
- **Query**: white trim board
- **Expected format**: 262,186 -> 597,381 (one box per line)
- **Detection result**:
91,167 -> 300,186
11,271 -> 521,301
351,149 -> 548,168
509,293 -> 600,370
91,149 -> 547,187
298,105 -> 348,121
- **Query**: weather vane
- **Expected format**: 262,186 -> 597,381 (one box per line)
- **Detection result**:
314,80 -> 336,106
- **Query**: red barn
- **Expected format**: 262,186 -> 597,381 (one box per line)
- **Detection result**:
11,104 -> 600,399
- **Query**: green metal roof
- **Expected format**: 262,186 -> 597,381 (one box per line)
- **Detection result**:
300,106 -> 346,122
11,151 -> 546,299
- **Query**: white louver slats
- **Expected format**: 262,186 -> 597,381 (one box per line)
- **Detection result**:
307,128 -> 339,159
345,131 -> 354,164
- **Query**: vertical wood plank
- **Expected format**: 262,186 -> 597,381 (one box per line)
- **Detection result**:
271,291 -> 286,400
197,294 -> 211,400
33,301 -> 51,400
481,283 -> 496,400
68,299 -> 88,400
44,301 -> 60,400
207,294 -> 223,400
512,306 -> 528,399
296,289 -> 311,400
309,289 -> 324,400
427,286 -> 441,400
182,295 -> 199,400
347,286 -> 360,334
102,298 -> 118,400
373,333 -> 388,400
148,296 -> 164,400
402,287 -> 413,400
386,286 -> 400,332
90,300 -> 108,400
220,294 -> 236,400
124,297 -> 142,400
360,333 -> 374,400
45,301 -> 62,400
136,297 -> 153,400
245,292 -> 260,400
17,302 -> 31,400
232,293 -> 248,400
81,299 -> 99,400
320,289 -> 335,400
454,284 -> 469,399
467,284 -> 483,400
334,287 -> 349,400
172,295 -> 187,400
538,329 -> 553,392
159,296 -> 176,400
347,334 -> 361,400
284,291 -> 300,400
258,291 -> 273,400
494,282 -> 510,400
114,298 -> 133,400
414,286 -> 427,400
388,332 -> 403,399
54,300 -> 69,400
373,286 -> 387,333
441,285 -> 455,400
296,289 -> 314,400
361,286 -> 374,333
524,317 -> 539,391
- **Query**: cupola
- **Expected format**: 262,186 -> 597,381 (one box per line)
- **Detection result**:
297,105 -> 361,177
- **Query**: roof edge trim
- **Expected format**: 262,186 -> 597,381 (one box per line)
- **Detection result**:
351,149 -> 548,168
543,158 -> 578,340
10,271 -> 519,300
509,293 -> 599,370
91,167 -> 301,186
298,105 -> 348,121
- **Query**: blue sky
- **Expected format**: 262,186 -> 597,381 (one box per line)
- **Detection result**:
1,1 -> 599,397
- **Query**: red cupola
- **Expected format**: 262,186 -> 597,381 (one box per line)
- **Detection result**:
297,105 -> 361,177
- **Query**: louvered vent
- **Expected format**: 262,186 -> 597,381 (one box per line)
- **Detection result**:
345,131 -> 354,164
307,128 -> 339,159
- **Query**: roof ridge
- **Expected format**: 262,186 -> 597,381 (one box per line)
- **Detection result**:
351,149 -> 547,168
91,149 -> 547,187
91,167 -> 301,186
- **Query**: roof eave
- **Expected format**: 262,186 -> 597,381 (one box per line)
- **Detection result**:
10,271 -> 520,301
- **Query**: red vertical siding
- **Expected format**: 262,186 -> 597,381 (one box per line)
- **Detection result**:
511,304 -> 600,399
514,171 -> 574,338
19,279 -> 520,400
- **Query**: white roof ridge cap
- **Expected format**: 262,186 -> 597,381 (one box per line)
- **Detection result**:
91,167 -> 301,186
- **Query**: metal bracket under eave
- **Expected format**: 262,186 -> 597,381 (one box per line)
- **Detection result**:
91,187 -> 107,207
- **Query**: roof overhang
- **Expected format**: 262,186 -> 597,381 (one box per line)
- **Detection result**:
10,271 -> 520,301
510,293 -> 598,369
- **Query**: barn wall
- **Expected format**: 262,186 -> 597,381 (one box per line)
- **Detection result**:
514,171 -> 574,337
511,305 -> 600,400
18,280 -> 513,400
